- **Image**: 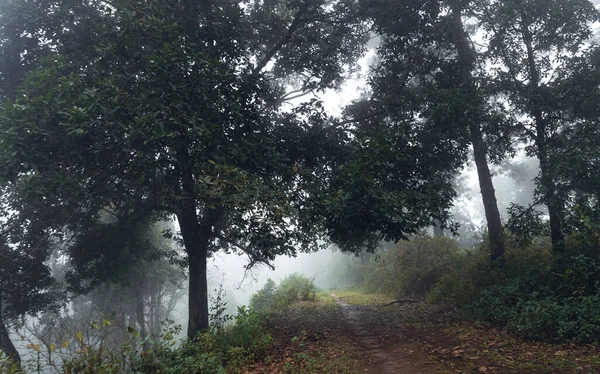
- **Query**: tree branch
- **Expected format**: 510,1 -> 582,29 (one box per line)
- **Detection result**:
252,2 -> 311,75
332,111 -> 384,128
382,299 -> 422,307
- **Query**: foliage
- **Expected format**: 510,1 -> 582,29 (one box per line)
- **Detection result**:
334,236 -> 463,298
272,273 -> 317,310
0,350 -> 20,374
0,228 -> 61,364
429,236 -> 600,344
37,306 -> 272,374
330,232 -> 600,343
249,279 -> 277,316
506,203 -> 549,247
249,274 -> 318,316
0,0 -> 465,339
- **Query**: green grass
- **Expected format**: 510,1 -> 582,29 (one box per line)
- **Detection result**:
330,290 -> 395,305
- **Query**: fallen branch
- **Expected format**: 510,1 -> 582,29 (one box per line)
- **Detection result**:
382,299 -> 422,307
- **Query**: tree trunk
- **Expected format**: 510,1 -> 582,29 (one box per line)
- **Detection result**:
136,287 -> 148,350
433,219 -> 444,237
537,138 -> 565,252
521,21 -> 565,253
471,124 -> 506,262
187,244 -> 209,338
449,0 -> 506,262
177,198 -> 211,338
0,295 -> 21,366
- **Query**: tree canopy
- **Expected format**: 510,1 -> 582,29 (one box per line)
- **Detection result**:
0,0 -> 462,340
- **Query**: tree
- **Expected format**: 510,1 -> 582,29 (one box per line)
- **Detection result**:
65,215 -> 186,342
350,0 -> 508,262
0,0 -> 370,338
0,209 -> 58,364
0,0 -> 501,341
478,0 -> 599,253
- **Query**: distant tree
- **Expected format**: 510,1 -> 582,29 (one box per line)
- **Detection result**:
249,279 -> 277,315
66,215 -> 186,342
0,202 -> 59,364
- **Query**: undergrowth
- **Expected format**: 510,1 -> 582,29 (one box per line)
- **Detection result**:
1,301 -> 272,374
250,273 -> 317,315
333,231 -> 600,344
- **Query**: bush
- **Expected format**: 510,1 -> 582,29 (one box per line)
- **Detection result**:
0,351 -> 20,374
272,273 -> 317,310
335,236 -> 464,298
249,278 -> 277,315
61,306 -> 272,373
447,246 -> 600,344
392,237 -> 463,298
249,274 -> 318,315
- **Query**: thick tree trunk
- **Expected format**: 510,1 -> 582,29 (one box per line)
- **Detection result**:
178,204 -> 210,338
187,245 -> 209,338
449,0 -> 506,262
0,296 -> 20,366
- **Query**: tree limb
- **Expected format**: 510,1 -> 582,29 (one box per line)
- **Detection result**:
382,299 -> 422,307
252,2 -> 311,75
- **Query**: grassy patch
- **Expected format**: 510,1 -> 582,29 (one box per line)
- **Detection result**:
330,290 -> 395,305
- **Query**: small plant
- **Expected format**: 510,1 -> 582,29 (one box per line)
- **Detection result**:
0,350 -> 22,374
210,285 -> 234,331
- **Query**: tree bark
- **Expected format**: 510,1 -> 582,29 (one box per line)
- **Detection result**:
449,0 -> 506,262
186,241 -> 209,338
0,295 -> 21,366
177,193 -> 210,339
471,123 -> 506,262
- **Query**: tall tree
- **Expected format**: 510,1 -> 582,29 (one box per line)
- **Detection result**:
353,0 -> 508,262
478,0 -> 599,253
0,0 -> 370,338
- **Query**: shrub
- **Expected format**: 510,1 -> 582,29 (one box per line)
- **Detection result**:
392,237 -> 463,298
249,278 -> 277,315
336,236 -> 464,298
455,251 -> 600,344
59,305 -> 272,373
272,273 -> 317,310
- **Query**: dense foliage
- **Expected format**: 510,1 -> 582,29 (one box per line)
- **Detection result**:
1,0 -> 600,369
334,229 -> 600,344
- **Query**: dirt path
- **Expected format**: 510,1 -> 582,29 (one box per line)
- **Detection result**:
332,294 -> 452,374
247,293 -> 600,373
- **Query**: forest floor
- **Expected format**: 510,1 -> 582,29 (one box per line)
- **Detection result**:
241,291 -> 600,374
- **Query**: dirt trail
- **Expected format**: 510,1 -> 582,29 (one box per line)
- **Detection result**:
332,294 -> 452,374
